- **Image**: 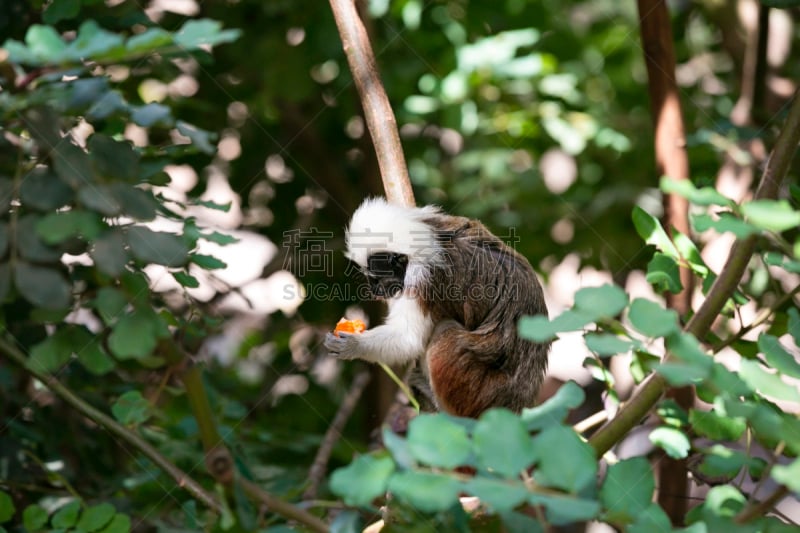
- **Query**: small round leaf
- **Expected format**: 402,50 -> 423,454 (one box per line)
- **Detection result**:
329,454 -> 395,507
407,413 -> 472,469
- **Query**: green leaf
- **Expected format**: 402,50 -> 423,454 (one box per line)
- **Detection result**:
649,426 -> 690,458
654,362 -> 707,386
381,428 -> 415,470
771,458 -> 800,493
699,445 -> 747,478
3,39 -> 40,65
691,212 -> 759,238
88,135 -> 139,181
500,511 -> 544,533
741,199 -> 800,232
407,413 -> 472,469
628,298 -> 679,338
130,103 -> 172,128
329,454 -> 395,507
689,409 -> 746,441
78,185 -> 122,216
43,0 -> 81,24
646,252 -> 682,293
28,328 -> 73,372
111,390 -> 150,425
632,206 -> 680,258
673,230 -> 709,275
758,334 -> 800,378
52,500 -> 80,529
14,262 -> 72,310
789,308 -> 800,347
77,338 -> 116,376
37,210 -> 104,244
53,143 -> 94,187
660,176 -> 733,207
193,199 -> 232,212
110,184 -> 157,220
521,381 -> 584,431
126,28 -> 173,54
387,471 -> 462,513
527,493 -> 600,525
329,510 -> 361,533
573,284 -> 628,319
108,309 -> 164,360
26,25 -> 68,62
172,271 -> 200,288
473,409 -> 535,477
518,310 -> 594,342
69,21 -> 125,60
464,478 -> 528,512
19,214 -> 62,261
600,457 -> 654,525
203,231 -> 239,245
628,503 -> 672,533
97,513 -> 130,533
127,226 -> 189,267
91,230 -> 129,277
0,492 -> 14,523
22,504 -> 48,531
531,425 -> 596,492
585,333 -> 634,356
174,19 -> 241,49
739,359 -> 800,402
76,503 -> 116,532
666,332 -> 712,369
88,91 -> 128,120
20,167 -> 74,211
190,254 -> 227,270
703,485 -> 746,518
176,121 -> 217,154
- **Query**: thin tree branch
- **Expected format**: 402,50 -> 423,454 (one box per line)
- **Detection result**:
0,336 -> 223,513
328,0 -> 415,207
589,90 -> 800,457
304,369 -> 371,500
735,485 -> 789,524
240,478 -> 329,533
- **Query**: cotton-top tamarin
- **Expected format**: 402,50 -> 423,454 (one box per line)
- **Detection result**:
325,198 -> 550,418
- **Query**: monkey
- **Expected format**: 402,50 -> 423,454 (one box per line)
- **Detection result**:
324,197 -> 550,418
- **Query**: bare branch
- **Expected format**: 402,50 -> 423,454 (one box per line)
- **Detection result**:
304,369 -> 371,500
328,0 -> 415,207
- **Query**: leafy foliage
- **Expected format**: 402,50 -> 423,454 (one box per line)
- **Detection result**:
1,0 -> 799,531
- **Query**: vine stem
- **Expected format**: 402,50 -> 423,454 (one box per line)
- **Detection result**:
0,336 -> 224,513
589,90 -> 800,456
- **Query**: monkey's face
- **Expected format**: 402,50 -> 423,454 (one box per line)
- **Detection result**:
363,251 -> 408,299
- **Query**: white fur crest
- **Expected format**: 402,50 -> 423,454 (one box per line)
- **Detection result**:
345,197 -> 441,287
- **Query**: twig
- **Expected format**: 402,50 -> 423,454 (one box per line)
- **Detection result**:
572,410 -> 608,435
303,369 -> 371,500
735,485 -> 789,524
713,284 -> 800,352
239,478 -> 328,533
589,90 -> 800,457
328,0 -> 415,207
0,336 -> 224,513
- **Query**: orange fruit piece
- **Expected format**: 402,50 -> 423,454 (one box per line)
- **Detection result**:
333,318 -> 366,336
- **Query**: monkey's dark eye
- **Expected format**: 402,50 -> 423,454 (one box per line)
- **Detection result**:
367,252 -> 409,277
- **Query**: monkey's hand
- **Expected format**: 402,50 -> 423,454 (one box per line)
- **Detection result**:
324,332 -> 362,360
